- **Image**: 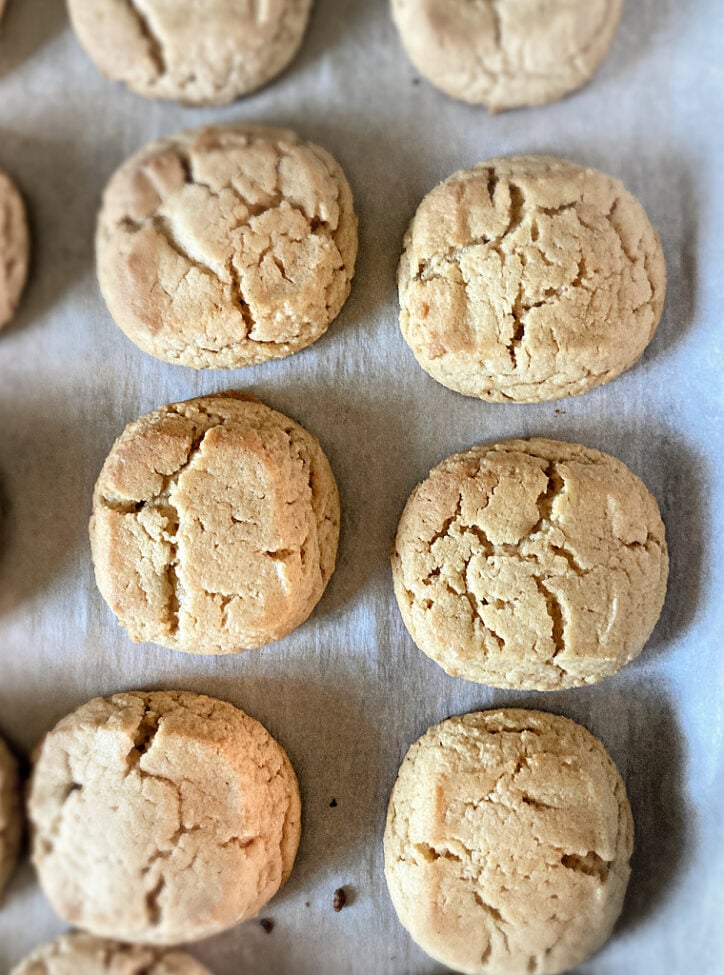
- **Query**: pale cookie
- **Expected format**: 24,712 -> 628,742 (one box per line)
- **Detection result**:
398,155 -> 666,402
96,124 -> 357,369
385,709 -> 633,975
0,168 -> 30,331
28,690 -> 302,945
67,0 -> 313,105
0,735 -> 22,899
10,932 -> 213,975
392,0 -> 623,111
392,438 -> 668,690
90,392 -> 340,655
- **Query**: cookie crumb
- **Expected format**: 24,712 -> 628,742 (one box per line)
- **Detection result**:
329,797 -> 337,808
260,918 -> 274,934
333,887 -> 347,912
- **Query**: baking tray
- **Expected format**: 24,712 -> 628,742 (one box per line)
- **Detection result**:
0,0 -> 722,971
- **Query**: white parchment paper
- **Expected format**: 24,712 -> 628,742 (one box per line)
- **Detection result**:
0,1 -> 722,972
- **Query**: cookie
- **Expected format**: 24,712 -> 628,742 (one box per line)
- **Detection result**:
28,690 -> 301,945
398,155 -> 666,403
0,168 -> 30,331
0,735 -> 22,899
96,124 -> 357,369
90,392 -> 340,655
392,438 -> 668,690
67,0 -> 312,105
384,709 -> 633,975
391,0 -> 623,111
10,933 -> 213,975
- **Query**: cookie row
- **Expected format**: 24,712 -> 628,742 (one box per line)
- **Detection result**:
1,128 -> 666,406
56,0 -> 622,112
1,695 -> 633,975
87,391 -> 667,691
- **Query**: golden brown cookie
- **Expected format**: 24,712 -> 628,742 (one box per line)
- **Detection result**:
68,0 -> 313,105
384,709 -> 633,975
90,392 -> 340,655
0,734 -> 22,899
391,0 -> 623,111
398,155 -> 666,402
28,691 -> 301,945
96,125 -> 357,369
10,932 -> 213,975
0,168 -> 30,331
392,438 -> 668,690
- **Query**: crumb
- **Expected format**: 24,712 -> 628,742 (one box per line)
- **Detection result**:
260,918 -> 274,934
329,797 -> 337,808
554,408 -> 566,415
305,901 -> 311,908
333,887 -> 348,912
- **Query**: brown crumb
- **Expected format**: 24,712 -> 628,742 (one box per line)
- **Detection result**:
260,918 -> 275,934
333,887 -> 347,912
305,901 -> 311,908
329,797 -> 337,808
554,408 -> 567,415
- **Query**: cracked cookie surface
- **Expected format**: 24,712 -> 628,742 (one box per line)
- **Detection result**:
10,932 -> 213,975
0,735 -> 22,900
391,0 -> 623,110
392,438 -> 668,690
96,125 -> 357,369
384,709 -> 633,975
68,0 -> 312,105
90,391 -> 340,654
398,155 -> 666,402
0,168 -> 30,331
28,690 -> 302,945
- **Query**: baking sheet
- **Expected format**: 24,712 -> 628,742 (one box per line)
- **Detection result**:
0,0 -> 723,971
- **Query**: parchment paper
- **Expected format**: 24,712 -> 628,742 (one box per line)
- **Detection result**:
0,0 -> 722,972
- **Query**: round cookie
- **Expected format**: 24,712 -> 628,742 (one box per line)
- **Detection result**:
384,709 -> 634,975
28,690 -> 302,945
96,124 -> 357,369
90,391 -> 340,654
67,0 -> 313,105
392,438 -> 668,690
0,735 -> 22,899
391,0 -> 623,111
10,933 -> 213,975
0,168 -> 30,330
398,155 -> 666,403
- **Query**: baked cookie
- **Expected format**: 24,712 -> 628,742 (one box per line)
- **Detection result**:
10,932 -> 213,975
392,438 -> 668,690
0,735 -> 22,899
96,124 -> 357,369
398,155 -> 666,402
28,690 -> 301,945
0,168 -> 30,331
385,709 -> 633,975
392,0 -> 623,111
67,0 -> 313,105
90,392 -> 340,654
